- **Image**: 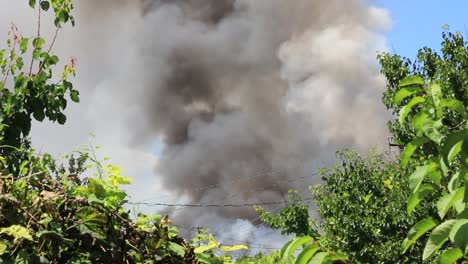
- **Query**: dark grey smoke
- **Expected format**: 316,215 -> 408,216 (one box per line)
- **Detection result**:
125,0 -> 391,225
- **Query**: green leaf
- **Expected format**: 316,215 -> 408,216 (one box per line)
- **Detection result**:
448,172 -> 460,193
412,111 -> 431,135
168,242 -> 186,257
394,86 -> 422,105
58,11 -> 69,23
409,165 -> 430,193
281,236 -> 313,262
29,0 -> 36,8
423,220 -> 457,260
76,207 -> 107,239
401,137 -> 430,168
0,225 -> 33,242
441,99 -> 467,117
399,75 -> 425,88
308,252 -> 328,264
219,244 -> 248,252
449,219 -> 468,254
40,1 -> 50,11
430,83 -> 442,107
0,240 -> 7,256
407,184 -> 434,214
422,118 -> 443,144
442,130 -> 468,166
195,253 -> 218,264
398,96 -> 425,125
19,38 -> 29,54
56,113 -> 66,125
293,244 -> 320,264
436,188 -> 465,219
194,240 -> 219,254
70,90 -> 80,103
32,37 -> 45,49
402,218 -> 438,254
437,248 -> 463,264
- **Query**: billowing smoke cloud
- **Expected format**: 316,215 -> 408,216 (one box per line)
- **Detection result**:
0,0 -> 391,249
115,0 -> 390,226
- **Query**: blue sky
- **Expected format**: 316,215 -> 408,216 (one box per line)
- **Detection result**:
378,0 -> 468,58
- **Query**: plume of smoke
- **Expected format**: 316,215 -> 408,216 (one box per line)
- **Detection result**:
119,0 -> 390,226
0,0 -> 392,246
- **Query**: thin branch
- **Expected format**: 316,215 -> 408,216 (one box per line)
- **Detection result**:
37,27 -> 60,74
29,5 -> 41,76
47,28 -> 59,54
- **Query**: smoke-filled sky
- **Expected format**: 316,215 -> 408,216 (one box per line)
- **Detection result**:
1,0 -> 466,252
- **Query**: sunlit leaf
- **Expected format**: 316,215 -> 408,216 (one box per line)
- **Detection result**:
423,220 -> 456,260
407,184 -> 434,214
401,218 -> 438,253
436,188 -> 464,219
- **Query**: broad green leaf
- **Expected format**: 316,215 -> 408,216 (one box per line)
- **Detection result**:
194,240 -> 219,254
76,207 -> 106,239
168,242 -> 186,257
441,99 -> 467,117
423,220 -> 457,260
409,165 -> 430,193
402,218 -> 438,253
0,240 -> 7,256
281,236 -> 313,262
422,118 -> 443,144
399,75 -> 425,88
437,248 -> 463,264
448,172 -> 460,193
462,137 -> 468,168
457,209 -> 468,219
407,184 -> 434,214
195,253 -> 217,264
294,244 -> 320,264
220,244 -> 248,252
430,83 -> 442,107
398,96 -> 425,125
0,225 -> 33,242
442,130 -> 468,166
280,239 -> 294,260
401,137 -> 430,168
412,111 -> 431,135
437,188 -> 465,219
308,252 -> 328,264
29,0 -> 36,8
394,86 -> 422,105
449,219 -> 468,254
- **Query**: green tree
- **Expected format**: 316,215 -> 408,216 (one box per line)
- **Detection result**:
312,150 -> 432,263
0,0 -> 79,173
255,190 -> 317,237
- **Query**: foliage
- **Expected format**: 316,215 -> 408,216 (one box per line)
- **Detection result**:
0,1 -> 198,263
279,236 -> 347,264
0,147 -> 196,263
192,228 -> 248,264
0,0 -> 79,169
378,27 -> 468,148
312,150 -> 434,263
395,75 -> 468,262
234,252 -> 281,264
255,190 -> 318,237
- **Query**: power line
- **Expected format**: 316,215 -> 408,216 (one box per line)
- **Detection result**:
129,198 -> 313,208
